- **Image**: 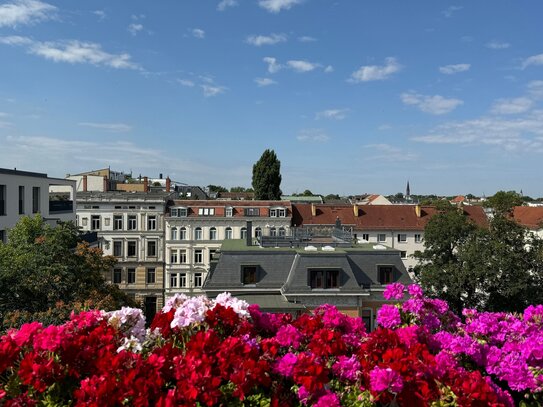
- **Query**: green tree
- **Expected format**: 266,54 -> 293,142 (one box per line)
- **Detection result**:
0,215 -> 134,329
252,149 -> 282,200
484,190 -> 524,215
324,194 -> 341,202
230,186 -> 248,193
207,185 -> 228,193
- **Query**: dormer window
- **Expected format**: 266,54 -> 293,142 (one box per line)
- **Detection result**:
225,207 -> 233,217
198,207 -> 215,216
242,265 -> 258,285
310,269 -> 340,289
244,208 -> 260,216
269,207 -> 286,217
171,207 -> 188,217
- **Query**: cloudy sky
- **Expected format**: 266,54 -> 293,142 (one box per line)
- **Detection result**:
1,0 -> 543,196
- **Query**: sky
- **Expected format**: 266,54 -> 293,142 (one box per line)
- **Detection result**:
1,0 -> 543,197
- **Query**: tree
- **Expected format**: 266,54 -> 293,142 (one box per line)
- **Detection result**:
252,149 -> 282,200
207,185 -> 228,193
230,186 -> 249,193
0,215 -> 135,329
324,194 -> 341,202
484,190 -> 524,215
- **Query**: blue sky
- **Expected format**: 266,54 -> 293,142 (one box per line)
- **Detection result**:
1,0 -> 543,196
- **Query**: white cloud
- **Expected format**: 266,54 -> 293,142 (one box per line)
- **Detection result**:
349,57 -> 401,83
263,56 -> 281,73
297,128 -> 330,142
298,35 -> 316,42
522,53 -> 543,69
491,97 -> 533,115
78,122 -> 132,132
254,77 -> 277,87
486,40 -> 510,50
0,0 -> 56,27
527,80 -> 543,99
245,33 -> 287,46
411,110 -> 543,153
401,92 -> 463,115
177,78 -> 195,87
0,36 -> 140,69
442,5 -> 462,18
364,143 -> 418,162
217,0 -> 238,11
258,0 -> 303,13
316,108 -> 349,120
128,23 -> 143,36
93,10 -> 106,21
287,59 -> 319,72
439,63 -> 471,74
191,28 -> 205,39
324,65 -> 334,73
201,84 -> 226,97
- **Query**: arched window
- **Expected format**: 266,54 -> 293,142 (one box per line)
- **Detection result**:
279,227 -> 286,237
171,227 -> 177,240
254,227 -> 262,238
195,227 -> 203,240
209,227 -> 217,240
241,227 -> 247,239
225,227 -> 233,240
180,227 -> 187,240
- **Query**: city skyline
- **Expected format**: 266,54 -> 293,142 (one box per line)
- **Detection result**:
0,0 -> 542,196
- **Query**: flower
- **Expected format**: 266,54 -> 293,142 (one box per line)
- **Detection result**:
369,366 -> 404,393
383,283 -> 405,300
377,305 -> 402,329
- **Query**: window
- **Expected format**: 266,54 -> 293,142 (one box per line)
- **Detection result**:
180,273 -> 187,287
180,227 -> 187,240
0,185 -> 5,216
310,269 -> 340,289
127,268 -> 136,284
379,266 -> 393,284
278,227 -> 286,237
113,268 -> 122,284
270,227 -> 277,237
180,249 -> 187,263
244,208 -> 260,216
209,227 -> 217,240
128,215 -> 137,230
241,227 -> 247,239
362,233 -> 369,241
270,208 -> 286,217
147,215 -> 157,230
170,273 -> 178,288
18,186 -> 24,214
397,234 -> 407,243
195,227 -> 203,240
400,251 -> 407,259
242,265 -> 258,284
255,227 -> 262,238
147,268 -> 156,284
113,215 -> 123,230
209,249 -> 217,262
0,230 -> 5,244
32,187 -> 40,213
171,227 -> 178,240
362,309 -> 373,332
225,207 -> 233,217
225,227 -> 233,240
171,207 -> 187,217
194,249 -> 203,264
147,241 -> 157,257
377,233 -> 386,243
194,272 -> 203,287
198,208 -> 215,216
127,241 -> 137,257
115,206 -> 122,209
414,234 -> 422,243
91,215 -> 100,230
170,249 -> 178,264
113,241 -> 123,257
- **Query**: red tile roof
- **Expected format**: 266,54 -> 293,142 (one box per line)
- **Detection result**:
512,206 -> 543,229
169,200 -> 291,218
451,195 -> 466,203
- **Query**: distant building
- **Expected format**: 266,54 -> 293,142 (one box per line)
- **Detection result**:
0,168 -> 76,243
512,206 -> 543,239
351,194 -> 392,206
281,195 -> 324,204
217,191 -> 254,200
66,167 -> 129,192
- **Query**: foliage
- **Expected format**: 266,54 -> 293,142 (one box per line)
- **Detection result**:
0,216 -> 135,330
252,149 -> 282,200
415,208 -> 543,314
484,190 -> 524,215
324,194 -> 341,201
229,186 -> 253,193
1,288 -> 530,406
207,185 -> 228,193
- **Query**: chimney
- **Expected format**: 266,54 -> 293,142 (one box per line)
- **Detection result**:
311,204 -> 316,217
335,216 -> 342,229
143,176 -> 149,192
103,176 -> 108,192
415,205 -> 421,218
353,204 -> 358,217
246,221 -> 253,246
166,177 -> 171,193
82,175 -> 88,192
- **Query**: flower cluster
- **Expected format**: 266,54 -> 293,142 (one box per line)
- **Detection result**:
1,287 -> 542,406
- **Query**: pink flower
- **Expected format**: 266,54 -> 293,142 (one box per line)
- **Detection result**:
407,284 -> 424,298
314,391 -> 340,407
377,305 -> 401,329
275,325 -> 302,348
370,366 -> 403,393
273,353 -> 298,377
332,355 -> 360,381
383,283 -> 405,300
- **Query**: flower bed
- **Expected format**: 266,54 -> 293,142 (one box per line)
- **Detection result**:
1,287 -> 542,406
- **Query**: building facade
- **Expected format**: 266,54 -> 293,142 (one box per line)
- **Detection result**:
164,200 -> 292,299
0,168 -> 76,243
76,191 -> 173,320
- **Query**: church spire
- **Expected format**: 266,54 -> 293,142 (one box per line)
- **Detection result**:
406,180 -> 411,198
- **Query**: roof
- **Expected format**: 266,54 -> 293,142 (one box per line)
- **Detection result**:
281,195 -> 324,203
168,199 -> 292,218
231,294 -> 305,310
77,191 -> 174,201
292,204 -> 488,230
0,168 -> 47,178
217,192 -> 255,200
513,206 -> 543,229
451,195 -> 466,203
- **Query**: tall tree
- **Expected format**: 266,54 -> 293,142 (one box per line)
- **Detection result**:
252,149 -> 282,200
484,190 -> 524,215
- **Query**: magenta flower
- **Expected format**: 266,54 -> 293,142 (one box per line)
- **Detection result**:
332,355 -> 361,381
407,284 -> 424,298
370,366 -> 404,393
275,324 -> 302,348
314,391 -> 341,407
383,283 -> 405,300
377,305 -> 401,329
273,352 -> 298,377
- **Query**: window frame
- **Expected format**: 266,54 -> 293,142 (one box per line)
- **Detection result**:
147,240 -> 157,257
309,269 -> 340,289
378,266 -> 394,284
146,268 -> 156,284
127,215 -> 137,230
113,268 -> 122,284
127,268 -> 136,284
147,215 -> 157,231
113,215 -> 123,230
377,233 -> 386,243
241,265 -> 258,285
113,240 -> 123,257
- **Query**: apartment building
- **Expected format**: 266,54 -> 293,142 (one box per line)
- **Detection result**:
292,203 -> 488,271
0,168 -> 76,243
76,191 -> 173,320
165,200 -> 292,299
